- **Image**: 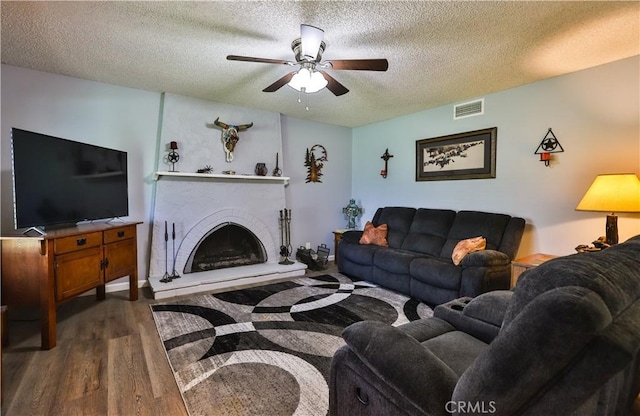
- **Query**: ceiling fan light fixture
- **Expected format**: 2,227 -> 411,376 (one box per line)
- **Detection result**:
288,68 -> 327,93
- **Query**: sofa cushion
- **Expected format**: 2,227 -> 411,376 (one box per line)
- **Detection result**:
451,236 -> 486,265
359,221 -> 389,246
340,242 -> 382,266
410,257 -> 462,290
422,331 -> 489,377
401,208 -> 457,256
441,211 -> 512,259
373,207 -> 416,249
374,248 -> 427,275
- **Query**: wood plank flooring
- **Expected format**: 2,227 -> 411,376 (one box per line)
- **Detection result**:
1,265 -> 335,415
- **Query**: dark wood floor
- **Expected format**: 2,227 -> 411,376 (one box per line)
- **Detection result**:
1,265 -> 337,415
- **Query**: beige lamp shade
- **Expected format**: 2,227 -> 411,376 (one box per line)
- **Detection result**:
576,173 -> 640,213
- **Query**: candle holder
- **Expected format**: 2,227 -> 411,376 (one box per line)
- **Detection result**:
167,141 -> 180,172
534,128 -> 564,167
380,148 -> 394,178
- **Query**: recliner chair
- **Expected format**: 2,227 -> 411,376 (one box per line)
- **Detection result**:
329,235 -> 640,415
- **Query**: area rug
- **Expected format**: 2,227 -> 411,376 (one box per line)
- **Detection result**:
151,272 -> 433,416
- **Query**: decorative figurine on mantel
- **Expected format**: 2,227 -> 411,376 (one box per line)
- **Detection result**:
343,199 -> 362,229
206,117 -> 254,162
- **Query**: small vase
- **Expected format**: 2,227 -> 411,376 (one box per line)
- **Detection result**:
255,163 -> 268,176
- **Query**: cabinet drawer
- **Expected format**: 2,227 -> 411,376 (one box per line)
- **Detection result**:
104,226 -> 135,244
55,232 -> 102,254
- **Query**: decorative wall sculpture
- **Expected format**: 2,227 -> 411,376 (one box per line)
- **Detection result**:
207,117 -> 254,162
305,144 -> 328,183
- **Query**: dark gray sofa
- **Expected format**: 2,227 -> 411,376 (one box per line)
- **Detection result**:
338,207 -> 525,305
329,235 -> 640,416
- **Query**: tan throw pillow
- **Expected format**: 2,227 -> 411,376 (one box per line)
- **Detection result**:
359,221 -> 389,247
452,236 -> 486,265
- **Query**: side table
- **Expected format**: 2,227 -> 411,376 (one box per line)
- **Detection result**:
333,229 -> 352,264
511,253 -> 559,288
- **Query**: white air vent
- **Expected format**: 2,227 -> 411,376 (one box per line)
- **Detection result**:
454,99 -> 484,119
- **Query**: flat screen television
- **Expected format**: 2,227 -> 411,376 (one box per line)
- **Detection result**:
10,128 -> 129,230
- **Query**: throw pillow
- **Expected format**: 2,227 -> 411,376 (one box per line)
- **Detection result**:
359,221 -> 389,247
452,236 -> 486,265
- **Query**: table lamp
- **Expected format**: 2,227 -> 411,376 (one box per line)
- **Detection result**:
576,173 -> 640,245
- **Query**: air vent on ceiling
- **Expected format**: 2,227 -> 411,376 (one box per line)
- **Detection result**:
454,99 -> 484,119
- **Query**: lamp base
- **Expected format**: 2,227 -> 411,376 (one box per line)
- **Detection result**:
605,214 -> 618,245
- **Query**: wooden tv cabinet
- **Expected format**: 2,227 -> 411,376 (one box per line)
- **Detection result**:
1,222 -> 141,349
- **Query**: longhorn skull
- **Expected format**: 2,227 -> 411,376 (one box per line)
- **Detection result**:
209,117 -> 254,162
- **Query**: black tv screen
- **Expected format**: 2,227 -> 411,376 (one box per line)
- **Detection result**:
11,128 -> 129,229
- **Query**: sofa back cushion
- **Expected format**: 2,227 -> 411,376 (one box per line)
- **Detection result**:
401,208 -> 457,256
372,207 -> 416,249
440,211 -> 513,259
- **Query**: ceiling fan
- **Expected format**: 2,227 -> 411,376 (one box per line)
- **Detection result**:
227,24 -> 388,97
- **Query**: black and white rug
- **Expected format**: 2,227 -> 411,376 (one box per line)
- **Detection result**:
151,273 -> 433,416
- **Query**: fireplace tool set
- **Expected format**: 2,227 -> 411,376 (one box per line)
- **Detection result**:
279,209 -> 294,265
160,221 -> 181,283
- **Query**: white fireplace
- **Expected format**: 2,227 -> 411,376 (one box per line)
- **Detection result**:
148,173 -> 306,299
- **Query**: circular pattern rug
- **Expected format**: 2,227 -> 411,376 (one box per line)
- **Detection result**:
151,273 -> 433,416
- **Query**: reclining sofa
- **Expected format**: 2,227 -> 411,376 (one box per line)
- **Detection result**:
330,235 -> 640,416
338,207 -> 525,305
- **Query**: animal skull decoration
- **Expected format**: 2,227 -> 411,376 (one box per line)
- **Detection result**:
209,117 -> 254,162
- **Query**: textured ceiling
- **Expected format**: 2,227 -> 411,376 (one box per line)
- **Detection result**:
1,1 -> 639,128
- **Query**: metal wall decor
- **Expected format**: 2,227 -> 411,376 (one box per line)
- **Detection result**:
166,141 -> 180,172
206,117 -> 254,162
534,128 -> 564,167
380,148 -> 394,178
305,144 -> 328,183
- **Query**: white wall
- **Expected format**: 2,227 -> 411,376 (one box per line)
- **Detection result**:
352,56 -> 640,256
1,65 -> 161,281
281,116 -> 352,255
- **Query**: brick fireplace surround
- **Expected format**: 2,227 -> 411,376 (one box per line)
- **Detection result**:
148,172 -> 306,299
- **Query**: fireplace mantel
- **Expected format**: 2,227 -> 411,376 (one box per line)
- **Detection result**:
154,171 -> 290,185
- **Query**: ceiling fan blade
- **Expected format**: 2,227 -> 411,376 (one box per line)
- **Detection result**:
227,55 -> 291,65
263,71 -> 297,92
300,24 -> 324,60
319,71 -> 349,96
326,59 -> 389,71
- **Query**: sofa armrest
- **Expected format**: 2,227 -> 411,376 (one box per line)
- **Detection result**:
434,291 -> 513,343
460,249 -> 510,267
341,320 -> 458,414
341,230 -> 363,244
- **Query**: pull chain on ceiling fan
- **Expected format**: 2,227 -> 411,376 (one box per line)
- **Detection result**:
227,24 -> 388,104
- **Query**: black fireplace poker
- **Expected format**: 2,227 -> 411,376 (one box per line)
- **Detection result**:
160,221 -> 181,283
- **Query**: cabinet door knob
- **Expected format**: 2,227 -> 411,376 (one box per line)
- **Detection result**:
117,231 -> 125,238
76,238 -> 87,246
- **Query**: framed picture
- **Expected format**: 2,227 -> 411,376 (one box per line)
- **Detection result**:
415,127 -> 497,181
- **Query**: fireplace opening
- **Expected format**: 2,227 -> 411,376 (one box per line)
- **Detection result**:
184,222 -> 267,274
